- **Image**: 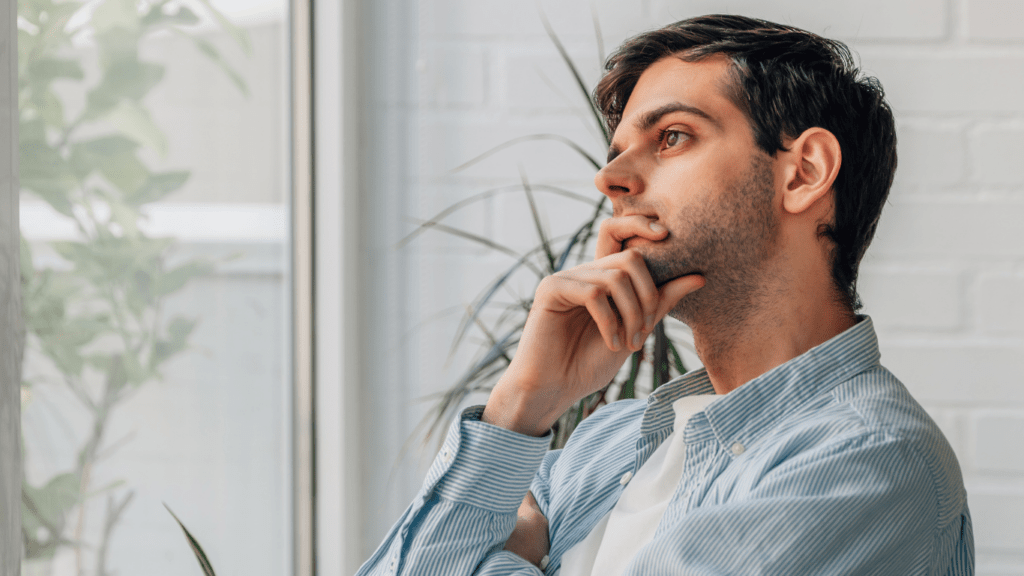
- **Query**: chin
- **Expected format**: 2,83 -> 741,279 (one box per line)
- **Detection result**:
640,254 -> 699,288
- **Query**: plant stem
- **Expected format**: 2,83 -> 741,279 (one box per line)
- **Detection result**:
95,491 -> 134,576
72,359 -> 121,576
653,322 -> 670,390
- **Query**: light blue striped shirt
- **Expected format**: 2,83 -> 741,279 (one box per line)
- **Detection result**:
358,317 -> 974,575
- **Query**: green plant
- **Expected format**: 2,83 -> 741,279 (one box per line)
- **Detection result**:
165,504 -> 218,576
17,0 -> 248,571
415,15 -> 693,450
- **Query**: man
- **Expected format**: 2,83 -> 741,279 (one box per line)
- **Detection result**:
359,15 -> 973,575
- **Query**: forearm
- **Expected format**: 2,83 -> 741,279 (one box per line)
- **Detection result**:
356,407 -> 550,576
356,498 -> 524,576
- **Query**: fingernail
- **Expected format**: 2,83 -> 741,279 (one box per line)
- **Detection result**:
645,315 -> 654,331
649,222 -> 667,234
632,333 -> 642,349
612,334 -> 621,349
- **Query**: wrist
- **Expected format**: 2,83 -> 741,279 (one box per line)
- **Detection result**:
482,380 -> 563,437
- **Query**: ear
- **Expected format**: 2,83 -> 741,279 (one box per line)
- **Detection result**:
779,128 -> 842,215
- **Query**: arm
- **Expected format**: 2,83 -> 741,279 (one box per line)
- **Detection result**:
355,409 -> 550,576
625,432 -> 970,575
503,491 -> 549,568
359,216 -> 702,574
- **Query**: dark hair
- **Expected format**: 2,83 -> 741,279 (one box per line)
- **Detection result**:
595,15 -> 897,312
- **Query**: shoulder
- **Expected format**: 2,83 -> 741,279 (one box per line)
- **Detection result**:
762,365 -> 967,525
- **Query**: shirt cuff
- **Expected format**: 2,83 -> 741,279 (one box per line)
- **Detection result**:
430,406 -> 551,514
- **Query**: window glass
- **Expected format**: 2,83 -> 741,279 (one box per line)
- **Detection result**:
18,1 -> 291,574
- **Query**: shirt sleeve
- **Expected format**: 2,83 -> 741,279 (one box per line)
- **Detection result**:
356,406 -> 551,576
625,430 -> 968,576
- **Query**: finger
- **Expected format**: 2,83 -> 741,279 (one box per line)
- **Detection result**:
562,250 -> 660,334
654,274 -> 706,320
565,267 -> 647,351
616,250 -> 660,333
595,216 -> 669,259
601,268 -> 647,351
565,268 -> 643,350
570,279 -> 626,351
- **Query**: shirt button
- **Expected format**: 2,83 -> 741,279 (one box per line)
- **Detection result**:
441,448 -> 452,463
730,442 -> 746,456
620,471 -> 633,485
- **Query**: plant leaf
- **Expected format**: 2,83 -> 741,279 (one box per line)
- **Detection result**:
27,57 -> 85,84
106,100 -> 168,156
540,12 -> 610,146
141,4 -> 200,28
397,183 -> 596,249
129,170 -> 191,205
164,504 -> 218,576
188,36 -> 250,97
667,339 -> 687,375
518,168 -> 557,272
448,133 -> 602,174
194,0 -> 252,55
616,351 -> 642,400
92,0 -> 139,34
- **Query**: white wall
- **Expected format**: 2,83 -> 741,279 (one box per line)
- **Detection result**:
381,0 -> 1024,572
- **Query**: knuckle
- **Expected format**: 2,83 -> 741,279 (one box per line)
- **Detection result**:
583,285 -> 605,304
625,249 -> 645,265
607,268 -> 628,283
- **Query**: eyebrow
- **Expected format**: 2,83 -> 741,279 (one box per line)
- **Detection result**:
606,102 -> 718,164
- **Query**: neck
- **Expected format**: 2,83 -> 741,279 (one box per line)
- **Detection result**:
683,258 -> 857,395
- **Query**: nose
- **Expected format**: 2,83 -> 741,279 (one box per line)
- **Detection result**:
594,155 -> 643,200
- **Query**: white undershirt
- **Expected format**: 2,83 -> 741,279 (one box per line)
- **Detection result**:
559,394 -> 720,576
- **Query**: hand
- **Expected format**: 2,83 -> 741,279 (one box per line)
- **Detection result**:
482,215 -> 705,436
504,491 -> 549,568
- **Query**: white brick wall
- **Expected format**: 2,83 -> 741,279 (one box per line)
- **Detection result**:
400,0 -> 1024,571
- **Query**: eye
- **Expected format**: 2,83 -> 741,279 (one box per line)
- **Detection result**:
658,128 -> 690,150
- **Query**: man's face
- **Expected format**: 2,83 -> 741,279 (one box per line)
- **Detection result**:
595,55 -> 781,325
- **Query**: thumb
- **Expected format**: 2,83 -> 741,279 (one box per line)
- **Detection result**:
654,274 -> 705,320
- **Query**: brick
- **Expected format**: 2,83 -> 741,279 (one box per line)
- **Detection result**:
857,268 -> 962,330
591,0 -> 656,40
883,345 -> 1024,404
862,55 -> 1024,114
505,51 -> 603,112
894,125 -> 967,186
978,273 -> 1024,335
969,491 -> 1024,550
968,0 -> 1024,41
970,127 -> 1024,185
651,0 -> 947,40
868,201 -> 1024,259
420,44 -> 488,108
972,411 -> 1024,473
422,0 -> 602,38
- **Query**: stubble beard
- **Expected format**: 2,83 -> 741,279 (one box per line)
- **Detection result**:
636,153 -> 780,336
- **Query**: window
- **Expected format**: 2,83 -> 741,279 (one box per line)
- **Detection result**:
17,1 -> 297,574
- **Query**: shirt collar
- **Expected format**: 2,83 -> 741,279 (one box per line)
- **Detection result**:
640,315 -> 881,450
